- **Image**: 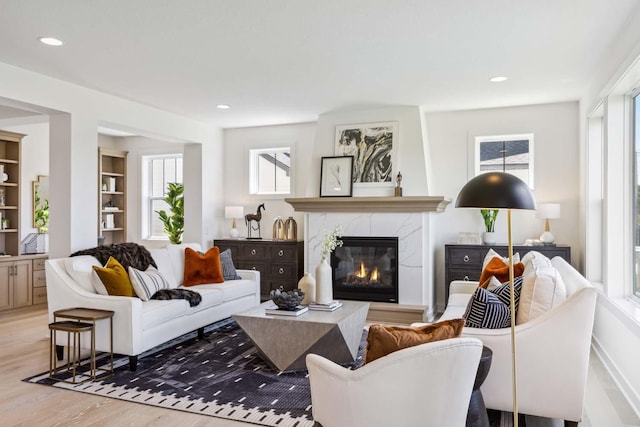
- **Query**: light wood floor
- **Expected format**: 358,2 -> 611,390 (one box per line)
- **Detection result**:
2,307 -> 638,426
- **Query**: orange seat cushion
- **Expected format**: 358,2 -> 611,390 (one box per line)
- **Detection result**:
479,257 -> 524,288
364,318 -> 465,364
183,247 -> 224,286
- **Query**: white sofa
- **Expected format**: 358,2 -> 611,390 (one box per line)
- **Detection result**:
46,243 -> 260,370
415,256 -> 596,425
307,337 -> 483,427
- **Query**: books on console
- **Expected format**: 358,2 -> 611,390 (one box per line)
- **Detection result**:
308,301 -> 342,311
265,305 -> 309,316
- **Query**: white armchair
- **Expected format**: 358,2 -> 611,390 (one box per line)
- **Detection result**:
422,256 -> 597,425
306,337 -> 483,427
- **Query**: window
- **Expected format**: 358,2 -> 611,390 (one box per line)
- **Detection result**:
142,154 -> 183,239
475,134 -> 534,188
634,94 -> 640,297
249,147 -> 291,195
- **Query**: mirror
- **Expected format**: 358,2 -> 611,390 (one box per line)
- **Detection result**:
33,175 -> 49,230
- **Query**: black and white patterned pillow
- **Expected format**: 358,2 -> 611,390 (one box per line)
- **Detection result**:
219,248 -> 242,280
129,266 -> 171,301
463,276 -> 523,329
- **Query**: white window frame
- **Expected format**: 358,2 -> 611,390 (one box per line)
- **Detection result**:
248,146 -> 292,197
141,153 -> 183,240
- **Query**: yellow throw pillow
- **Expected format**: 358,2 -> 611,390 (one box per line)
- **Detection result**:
92,256 -> 135,297
364,318 -> 465,364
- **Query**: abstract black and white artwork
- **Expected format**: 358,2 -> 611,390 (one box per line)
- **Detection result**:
335,122 -> 397,186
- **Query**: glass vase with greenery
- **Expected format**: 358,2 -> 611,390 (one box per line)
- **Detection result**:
155,182 -> 184,244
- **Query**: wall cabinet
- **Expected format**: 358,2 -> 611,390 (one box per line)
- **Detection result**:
214,239 -> 304,301
444,244 -> 571,306
0,130 -> 24,256
99,148 -> 128,245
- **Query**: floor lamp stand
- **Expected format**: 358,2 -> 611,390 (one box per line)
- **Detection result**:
507,209 -> 519,426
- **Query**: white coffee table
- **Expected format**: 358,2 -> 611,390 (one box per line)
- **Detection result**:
233,300 -> 369,372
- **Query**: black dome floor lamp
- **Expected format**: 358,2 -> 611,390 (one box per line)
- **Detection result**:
456,172 -> 536,427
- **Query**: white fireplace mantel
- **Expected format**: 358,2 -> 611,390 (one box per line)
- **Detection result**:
284,196 -> 450,213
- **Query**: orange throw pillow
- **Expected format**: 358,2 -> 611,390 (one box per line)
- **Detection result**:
364,318 -> 465,364
183,247 -> 224,286
478,257 -> 524,288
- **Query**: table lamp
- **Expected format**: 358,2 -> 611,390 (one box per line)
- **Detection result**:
225,206 -> 244,238
536,203 -> 561,245
456,172 -> 536,427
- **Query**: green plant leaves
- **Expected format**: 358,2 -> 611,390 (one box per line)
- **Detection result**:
155,182 -> 184,244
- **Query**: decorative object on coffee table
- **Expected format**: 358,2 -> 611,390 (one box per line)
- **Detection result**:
456,171 -> 536,427
270,286 -> 304,310
245,203 -> 265,239
315,225 -> 343,304
298,272 -> 315,305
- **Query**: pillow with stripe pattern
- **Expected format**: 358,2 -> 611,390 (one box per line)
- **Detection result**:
463,276 -> 523,329
219,248 -> 242,280
129,266 -> 171,301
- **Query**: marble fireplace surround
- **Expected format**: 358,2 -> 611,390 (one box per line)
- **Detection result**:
285,196 -> 450,321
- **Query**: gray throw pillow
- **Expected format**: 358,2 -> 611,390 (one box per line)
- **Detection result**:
219,248 -> 242,280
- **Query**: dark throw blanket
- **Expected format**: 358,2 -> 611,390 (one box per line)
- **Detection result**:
151,289 -> 202,307
70,242 -> 157,271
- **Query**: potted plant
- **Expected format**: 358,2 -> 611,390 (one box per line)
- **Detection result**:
480,209 -> 499,244
155,182 -> 184,244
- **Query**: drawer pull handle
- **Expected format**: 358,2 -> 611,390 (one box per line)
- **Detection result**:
251,266 -> 257,270
251,249 -> 257,256
278,250 -> 284,257
464,275 -> 470,281
463,255 -> 470,263
278,267 -> 285,274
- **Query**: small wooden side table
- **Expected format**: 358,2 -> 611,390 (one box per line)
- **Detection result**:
49,320 -> 95,384
53,307 -> 115,379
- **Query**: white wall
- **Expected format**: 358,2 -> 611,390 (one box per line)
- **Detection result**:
223,122 -> 315,239
425,101 -> 580,309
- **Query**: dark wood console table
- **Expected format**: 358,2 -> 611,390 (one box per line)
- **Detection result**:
444,244 -> 571,306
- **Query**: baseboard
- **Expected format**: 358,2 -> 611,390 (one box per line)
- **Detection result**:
366,302 -> 426,325
591,337 -> 640,419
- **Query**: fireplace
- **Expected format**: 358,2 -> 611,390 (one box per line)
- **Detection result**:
330,236 -> 399,303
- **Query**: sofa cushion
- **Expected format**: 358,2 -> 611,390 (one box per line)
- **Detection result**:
479,257 -> 525,288
365,319 -> 465,364
141,299 -> 189,330
166,243 -> 202,286
64,255 -> 103,294
195,279 -> 257,302
516,252 -> 567,324
149,247 -> 179,289
463,276 -> 523,328
220,248 -> 242,280
183,247 -> 224,286
184,287 -> 225,314
129,266 -> 171,301
482,248 -> 520,268
92,256 -> 136,297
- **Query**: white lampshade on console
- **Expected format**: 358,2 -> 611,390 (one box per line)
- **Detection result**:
536,203 -> 561,244
225,206 -> 244,238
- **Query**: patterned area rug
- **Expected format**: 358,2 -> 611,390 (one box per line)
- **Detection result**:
25,318 -> 365,427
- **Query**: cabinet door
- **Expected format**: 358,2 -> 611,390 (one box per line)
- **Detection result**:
13,260 -> 33,308
0,262 -> 12,310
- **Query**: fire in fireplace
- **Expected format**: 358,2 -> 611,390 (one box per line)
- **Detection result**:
330,236 -> 398,303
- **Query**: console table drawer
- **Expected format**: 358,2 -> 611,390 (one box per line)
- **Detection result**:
447,247 -> 485,267
268,245 -> 297,262
241,245 -> 268,259
448,268 -> 481,283
237,261 -> 267,273
268,263 -> 297,281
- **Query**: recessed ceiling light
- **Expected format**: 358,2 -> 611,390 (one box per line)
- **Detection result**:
39,37 -> 64,46
217,104 -> 230,109
489,76 -> 508,83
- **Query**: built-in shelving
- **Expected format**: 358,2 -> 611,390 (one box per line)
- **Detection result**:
98,148 -> 128,245
0,130 -> 24,256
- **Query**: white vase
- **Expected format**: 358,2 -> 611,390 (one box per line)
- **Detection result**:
483,231 -> 497,245
315,257 -> 333,305
298,272 -> 316,305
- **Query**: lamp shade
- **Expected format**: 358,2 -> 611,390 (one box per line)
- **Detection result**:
536,203 -> 561,219
225,206 -> 244,219
456,172 -> 536,210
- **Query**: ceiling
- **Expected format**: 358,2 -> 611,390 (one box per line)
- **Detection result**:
0,0 -> 638,129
